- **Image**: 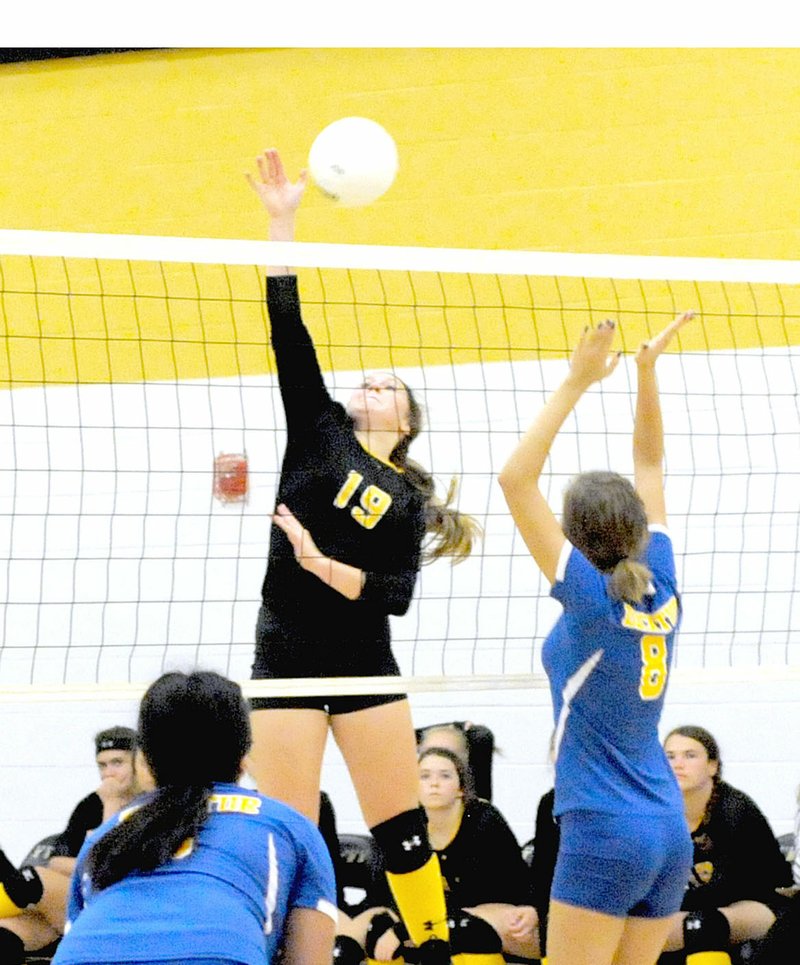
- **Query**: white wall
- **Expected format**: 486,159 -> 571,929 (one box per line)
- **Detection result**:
1,351 -> 799,862
1,676 -> 798,868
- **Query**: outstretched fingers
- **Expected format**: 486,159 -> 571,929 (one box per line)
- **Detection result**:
637,310 -> 696,364
245,148 -> 308,216
570,319 -> 622,385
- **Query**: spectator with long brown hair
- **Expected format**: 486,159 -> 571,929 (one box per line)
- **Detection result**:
659,725 -> 792,963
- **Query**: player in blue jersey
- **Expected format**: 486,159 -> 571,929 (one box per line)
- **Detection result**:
50,670 -> 337,965
244,149 -> 480,965
499,312 -> 695,965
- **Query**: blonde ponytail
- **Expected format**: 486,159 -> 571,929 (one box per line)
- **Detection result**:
608,558 -> 652,603
421,474 -> 482,564
388,381 -> 481,564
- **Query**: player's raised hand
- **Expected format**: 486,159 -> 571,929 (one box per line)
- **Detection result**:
568,319 -> 622,388
246,148 -> 308,219
636,310 -> 696,367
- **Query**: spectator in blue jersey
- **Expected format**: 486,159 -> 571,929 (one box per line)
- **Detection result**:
499,312 -> 696,965
0,726 -> 140,963
48,670 -> 337,965
245,149 -> 480,965
658,725 -> 792,963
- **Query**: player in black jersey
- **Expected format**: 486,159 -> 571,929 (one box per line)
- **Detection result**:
245,148 -> 480,965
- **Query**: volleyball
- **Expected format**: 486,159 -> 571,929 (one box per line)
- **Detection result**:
308,117 -> 399,206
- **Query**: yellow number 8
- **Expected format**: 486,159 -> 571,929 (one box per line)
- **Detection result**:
639,635 -> 668,700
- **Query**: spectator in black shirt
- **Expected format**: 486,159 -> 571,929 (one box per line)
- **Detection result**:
659,725 -> 792,963
0,726 -> 139,964
341,747 -> 539,963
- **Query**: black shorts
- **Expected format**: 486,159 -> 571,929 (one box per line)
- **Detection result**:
251,604 -> 407,715
249,692 -> 408,714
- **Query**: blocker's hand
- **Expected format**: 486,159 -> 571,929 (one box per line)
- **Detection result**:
636,310 -> 696,367
568,318 -> 622,388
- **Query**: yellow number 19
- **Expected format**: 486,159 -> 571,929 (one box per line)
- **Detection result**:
333,470 -> 393,531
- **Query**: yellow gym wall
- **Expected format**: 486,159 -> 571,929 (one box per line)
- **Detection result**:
1,46 -> 800,257
1,47 -> 799,389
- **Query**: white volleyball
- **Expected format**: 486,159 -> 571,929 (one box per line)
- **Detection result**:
308,117 -> 399,207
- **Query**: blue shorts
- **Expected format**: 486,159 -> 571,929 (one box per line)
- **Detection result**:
551,809 -> 692,918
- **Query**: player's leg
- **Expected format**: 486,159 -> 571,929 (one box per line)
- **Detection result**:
331,697 -> 450,959
0,912 -> 62,962
612,914 -> 679,965
25,865 -> 70,932
546,900 -> 627,965
248,707 -> 330,822
613,810 -> 694,965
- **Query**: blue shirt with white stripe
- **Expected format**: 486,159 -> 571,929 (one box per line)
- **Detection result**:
53,783 -> 337,964
543,526 -> 684,819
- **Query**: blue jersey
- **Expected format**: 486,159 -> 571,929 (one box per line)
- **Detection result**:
52,783 -> 337,965
542,526 -> 683,819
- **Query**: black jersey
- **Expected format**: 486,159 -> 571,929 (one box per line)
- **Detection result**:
368,799 -> 530,912
51,792 -> 104,858
682,780 -> 792,912
257,275 -> 425,677
434,799 -> 530,909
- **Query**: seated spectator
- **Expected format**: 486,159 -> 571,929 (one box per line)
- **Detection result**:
416,721 -> 495,801
52,726 -> 140,861
337,746 -> 539,964
50,670 -> 337,965
659,725 -> 793,964
0,725 -> 140,963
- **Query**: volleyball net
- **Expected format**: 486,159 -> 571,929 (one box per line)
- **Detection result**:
1,230 -> 798,701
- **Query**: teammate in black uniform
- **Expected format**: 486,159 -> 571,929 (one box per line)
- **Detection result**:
340,746 -> 537,965
245,148 -> 480,965
660,725 -> 792,962
0,726 -> 139,965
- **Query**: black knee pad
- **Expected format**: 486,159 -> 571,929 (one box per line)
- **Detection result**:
0,928 -> 25,965
369,808 -> 431,874
416,936 -> 451,965
683,909 -> 731,954
334,934 -> 366,965
365,912 -> 407,960
2,865 -> 43,909
448,912 -> 503,956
